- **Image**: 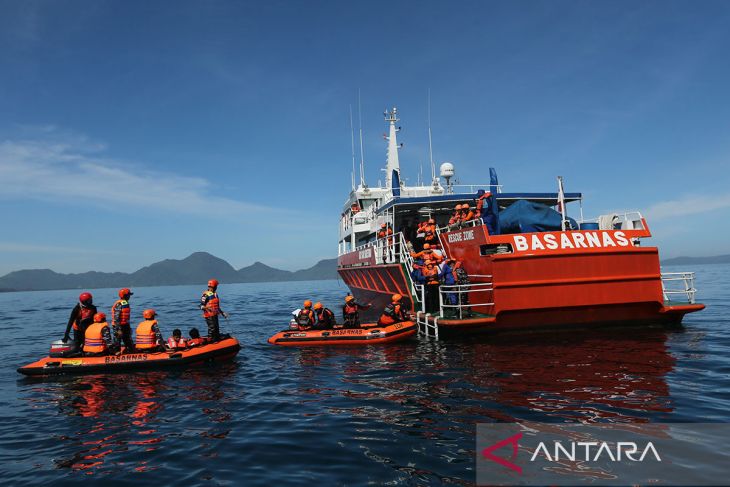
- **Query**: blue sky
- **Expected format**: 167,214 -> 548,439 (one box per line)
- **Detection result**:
1,0 -> 729,275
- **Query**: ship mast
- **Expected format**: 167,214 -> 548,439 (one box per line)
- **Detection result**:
384,106 -> 401,190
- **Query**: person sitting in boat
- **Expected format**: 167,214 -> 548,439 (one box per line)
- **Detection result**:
378,294 -> 409,326
313,302 -> 336,329
136,309 -> 165,352
342,295 -> 372,328
167,329 -> 188,350
187,327 -> 207,347
63,292 -> 98,351
83,312 -> 114,356
295,300 -> 316,330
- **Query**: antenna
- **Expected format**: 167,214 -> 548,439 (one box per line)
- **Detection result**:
358,89 -> 367,188
349,105 -> 356,192
427,89 -> 436,182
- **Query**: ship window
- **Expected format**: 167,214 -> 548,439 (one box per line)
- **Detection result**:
480,243 -> 513,256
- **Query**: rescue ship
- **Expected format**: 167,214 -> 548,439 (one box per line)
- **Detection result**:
337,107 -> 704,337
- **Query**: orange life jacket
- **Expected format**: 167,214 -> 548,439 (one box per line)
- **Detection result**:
188,337 -> 206,347
462,210 -> 474,221
167,336 -> 187,349
344,302 -> 358,315
112,299 -> 131,326
296,308 -> 315,328
379,302 -> 403,325
83,321 -> 109,354
74,305 -> 95,331
136,319 -> 159,349
202,291 -> 220,318
424,266 -> 440,285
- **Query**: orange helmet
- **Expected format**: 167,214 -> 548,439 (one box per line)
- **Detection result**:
454,204 -> 461,210
118,288 -> 133,298
345,295 -> 355,303
143,309 -> 156,319
392,294 -> 402,302
423,243 -> 431,250
303,300 -> 312,308
93,312 -> 106,323
208,279 -> 219,288
313,302 -> 323,310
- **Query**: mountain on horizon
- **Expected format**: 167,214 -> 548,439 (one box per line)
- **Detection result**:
660,254 -> 730,266
0,252 -> 338,292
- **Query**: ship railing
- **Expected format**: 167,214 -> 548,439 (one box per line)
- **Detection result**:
438,217 -> 484,233
373,232 -> 410,265
448,184 -> 503,194
414,284 -> 438,338
661,272 -> 697,304
579,211 -> 645,231
438,282 -> 494,321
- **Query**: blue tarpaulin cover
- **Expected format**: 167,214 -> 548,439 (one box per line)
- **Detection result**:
499,200 -> 577,234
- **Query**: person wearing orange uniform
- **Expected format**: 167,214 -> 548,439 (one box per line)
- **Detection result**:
200,279 -> 228,342
313,302 -> 336,329
187,328 -> 206,347
136,309 -> 164,351
378,294 -> 409,326
83,312 -> 114,356
411,243 -> 443,264
449,204 -> 462,226
167,329 -> 188,350
112,288 -> 135,352
423,261 -> 443,313
63,292 -> 98,350
460,204 -> 475,223
342,295 -> 371,328
296,300 -> 316,330
424,218 -> 438,246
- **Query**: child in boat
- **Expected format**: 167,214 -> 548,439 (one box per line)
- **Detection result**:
187,327 -> 207,347
167,329 -> 188,350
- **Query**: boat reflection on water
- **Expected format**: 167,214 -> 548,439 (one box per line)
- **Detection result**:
29,363 -> 238,474
327,326 -> 677,430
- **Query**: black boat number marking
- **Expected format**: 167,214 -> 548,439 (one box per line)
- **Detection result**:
104,353 -> 149,364
332,329 -> 363,336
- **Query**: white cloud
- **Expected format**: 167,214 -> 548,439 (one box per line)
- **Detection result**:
644,193 -> 730,221
0,129 -> 271,216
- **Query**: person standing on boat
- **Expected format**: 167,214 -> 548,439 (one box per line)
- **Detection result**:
454,260 -> 472,317
342,295 -> 372,328
440,258 -> 458,308
136,309 -> 164,351
313,302 -> 336,329
111,288 -> 135,352
83,312 -> 114,356
378,294 -> 409,326
423,261 -> 443,313
200,279 -> 228,342
63,292 -> 98,350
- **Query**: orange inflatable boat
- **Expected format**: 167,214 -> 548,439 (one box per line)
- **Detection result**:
267,321 -> 417,346
17,337 -> 241,376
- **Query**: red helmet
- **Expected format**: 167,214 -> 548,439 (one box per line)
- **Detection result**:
118,288 -> 133,298
303,300 -> 312,308
345,295 -> 355,303
313,302 -> 323,310
93,312 -> 106,323
79,292 -> 93,305
143,309 -> 156,319
392,294 -> 402,302
208,279 -> 219,288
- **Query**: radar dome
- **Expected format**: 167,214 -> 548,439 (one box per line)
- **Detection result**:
440,162 -> 454,178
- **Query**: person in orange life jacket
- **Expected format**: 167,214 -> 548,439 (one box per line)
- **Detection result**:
424,219 -> 438,246
200,279 -> 228,342
136,309 -> 164,351
411,243 -> 443,264
313,302 -> 336,329
167,329 -> 188,350
83,312 -> 114,356
187,328 -> 206,347
378,294 -> 409,326
112,288 -> 135,352
342,295 -> 372,328
296,300 -> 316,330
449,204 -> 462,226
377,223 -> 388,239
63,292 -> 98,350
423,260 -> 443,313
460,204 -> 475,224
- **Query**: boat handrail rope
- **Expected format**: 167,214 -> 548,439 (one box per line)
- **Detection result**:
438,282 -> 495,320
660,272 -> 697,304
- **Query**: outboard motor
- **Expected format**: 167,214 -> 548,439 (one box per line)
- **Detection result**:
289,309 -> 301,330
49,339 -> 77,358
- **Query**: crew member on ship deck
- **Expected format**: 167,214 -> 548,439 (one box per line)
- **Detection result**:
423,261 -> 443,313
